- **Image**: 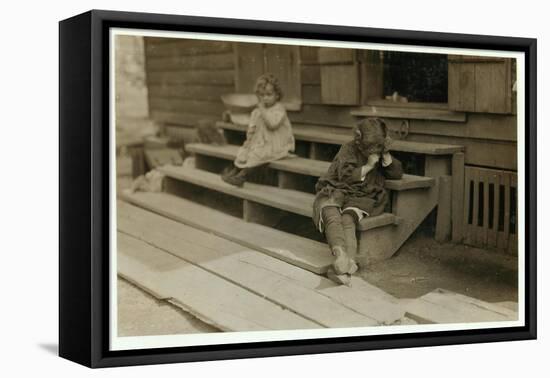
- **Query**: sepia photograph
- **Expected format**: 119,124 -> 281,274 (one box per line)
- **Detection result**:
111,27 -> 525,351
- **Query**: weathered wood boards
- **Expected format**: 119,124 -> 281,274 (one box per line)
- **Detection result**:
120,190 -> 333,274
185,143 -> 436,191
403,288 -> 518,324
156,165 -> 398,231
118,232 -> 319,331
217,122 -> 464,155
118,201 -> 406,326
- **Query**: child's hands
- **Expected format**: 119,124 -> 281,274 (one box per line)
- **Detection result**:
381,152 -> 393,167
360,154 -> 380,179
366,153 -> 380,168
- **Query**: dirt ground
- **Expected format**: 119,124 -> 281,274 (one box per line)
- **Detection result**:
117,230 -> 518,336
360,231 -> 518,302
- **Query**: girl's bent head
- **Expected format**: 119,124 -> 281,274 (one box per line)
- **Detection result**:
354,118 -> 389,156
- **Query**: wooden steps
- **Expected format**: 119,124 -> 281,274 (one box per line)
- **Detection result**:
157,165 -> 399,232
217,121 -> 464,155
186,143 -> 436,191
402,288 -> 518,324
120,190 -> 333,274
118,201 -> 406,327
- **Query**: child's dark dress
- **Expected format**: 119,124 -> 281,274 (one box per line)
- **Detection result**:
312,141 -> 404,232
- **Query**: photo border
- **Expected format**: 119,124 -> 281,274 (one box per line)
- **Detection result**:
59,9 -> 537,368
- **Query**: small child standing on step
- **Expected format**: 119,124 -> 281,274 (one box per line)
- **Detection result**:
222,74 -> 295,187
312,118 -> 403,285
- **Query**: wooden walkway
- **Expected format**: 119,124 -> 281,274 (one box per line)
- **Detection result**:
118,199 -> 518,331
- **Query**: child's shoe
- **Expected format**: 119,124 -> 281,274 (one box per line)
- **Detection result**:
327,267 -> 352,287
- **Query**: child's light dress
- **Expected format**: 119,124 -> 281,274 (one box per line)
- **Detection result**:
234,103 -> 295,168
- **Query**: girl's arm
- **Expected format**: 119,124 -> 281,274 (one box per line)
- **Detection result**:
259,103 -> 286,130
245,109 -> 260,140
381,153 -> 404,179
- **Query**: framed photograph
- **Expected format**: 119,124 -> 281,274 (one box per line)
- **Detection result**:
59,10 -> 536,368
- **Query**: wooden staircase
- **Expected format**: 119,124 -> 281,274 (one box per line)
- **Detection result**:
121,121 -> 464,273
116,122 -> 523,331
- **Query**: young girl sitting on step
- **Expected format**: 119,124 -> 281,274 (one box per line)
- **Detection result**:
312,118 -> 403,286
222,74 -> 295,187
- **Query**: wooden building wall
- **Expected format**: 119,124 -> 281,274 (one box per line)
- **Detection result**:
144,39 -> 518,171
144,37 -> 236,129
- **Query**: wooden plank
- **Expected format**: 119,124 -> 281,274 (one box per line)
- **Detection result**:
448,61 -> 476,112
451,153 -> 465,243
435,176 -> 452,243
156,165 -> 398,231
481,169 -> 490,247
471,168 -> 480,247
185,143 -> 436,191
146,53 -> 235,72
321,65 -> 360,105
463,167 -> 473,245
118,232 -> 319,331
265,45 -> 302,104
151,111 -> 219,127
487,172 -> 499,248
149,98 -> 225,115
475,61 -> 512,114
160,164 -> 314,217
300,65 -> 321,85
300,46 -> 319,64
302,84 -> 322,104
118,202 -> 402,326
424,156 -> 451,177
318,48 -> 355,64
290,104 -> 356,127
359,181 -> 439,263
121,191 -> 332,274
407,114 -> 517,142
145,39 -> 233,57
404,133 -> 516,170
498,173 -> 511,250
147,70 -> 235,86
243,200 -> 284,227
148,84 -> 234,102
351,106 -> 466,123
234,43 -> 265,93
509,174 -> 518,254
216,122 -> 464,155
404,288 -> 517,324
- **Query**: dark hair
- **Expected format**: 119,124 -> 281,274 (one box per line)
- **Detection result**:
254,73 -> 283,100
353,118 -> 390,153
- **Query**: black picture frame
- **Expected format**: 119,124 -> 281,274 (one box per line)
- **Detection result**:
59,9 -> 537,368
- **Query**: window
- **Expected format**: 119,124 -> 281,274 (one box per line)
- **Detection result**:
382,51 -> 448,103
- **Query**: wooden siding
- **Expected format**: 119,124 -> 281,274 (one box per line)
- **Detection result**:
448,56 -> 515,114
145,41 -> 518,171
145,37 -> 236,127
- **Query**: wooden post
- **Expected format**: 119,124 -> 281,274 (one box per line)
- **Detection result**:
425,155 -> 452,242
309,142 -> 320,160
435,176 -> 452,243
451,152 -> 465,243
243,200 -> 284,228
